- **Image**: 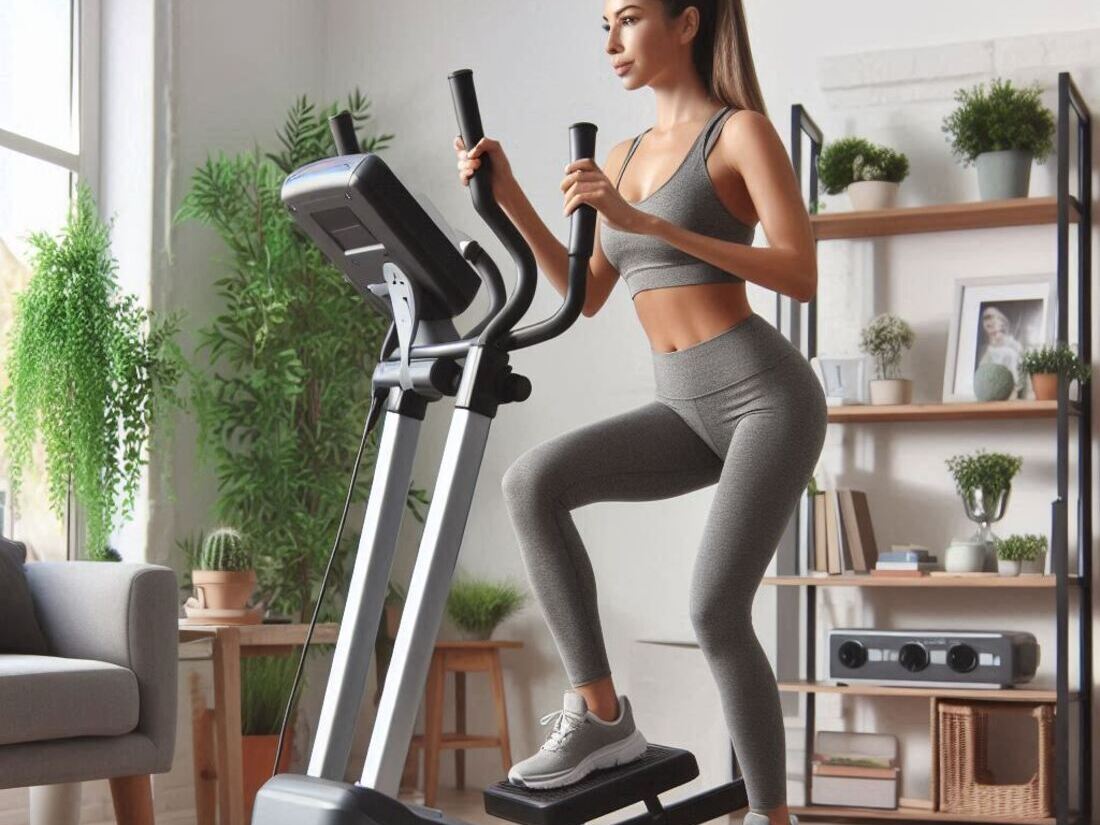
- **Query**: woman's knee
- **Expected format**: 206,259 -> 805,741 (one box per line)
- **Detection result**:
688,580 -> 752,645
501,444 -> 562,510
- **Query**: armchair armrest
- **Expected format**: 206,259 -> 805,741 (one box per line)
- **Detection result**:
24,562 -> 178,771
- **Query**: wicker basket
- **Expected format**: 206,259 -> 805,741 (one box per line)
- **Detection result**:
937,700 -> 1053,817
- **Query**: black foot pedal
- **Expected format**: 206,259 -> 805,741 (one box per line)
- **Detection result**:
483,744 -> 699,825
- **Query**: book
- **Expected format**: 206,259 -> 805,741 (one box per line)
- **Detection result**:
813,493 -> 827,573
878,550 -> 933,563
870,568 -> 929,577
813,762 -> 898,780
838,489 -> 878,571
811,731 -> 900,809
811,774 -> 899,809
875,560 -> 939,570
824,490 -> 841,574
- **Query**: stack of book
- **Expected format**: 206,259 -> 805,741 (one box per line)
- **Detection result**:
811,730 -> 900,809
811,489 -> 878,574
872,546 -> 940,577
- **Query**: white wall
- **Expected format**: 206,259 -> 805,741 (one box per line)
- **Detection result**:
5,2 -> 1094,823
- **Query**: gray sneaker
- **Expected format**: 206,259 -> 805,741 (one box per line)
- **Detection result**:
507,691 -> 647,789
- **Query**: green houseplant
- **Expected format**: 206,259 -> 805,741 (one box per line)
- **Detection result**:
445,575 -> 527,640
858,313 -> 915,405
941,77 -> 1055,200
817,136 -> 909,211
994,532 -> 1047,577
190,526 -> 256,614
1,184 -> 184,559
240,656 -> 299,818
177,90 -> 430,622
1019,344 -> 1091,401
945,449 -> 1023,570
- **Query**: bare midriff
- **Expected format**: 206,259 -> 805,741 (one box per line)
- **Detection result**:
634,280 -> 753,353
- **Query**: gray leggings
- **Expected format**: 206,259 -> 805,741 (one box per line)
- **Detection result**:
501,312 -> 827,812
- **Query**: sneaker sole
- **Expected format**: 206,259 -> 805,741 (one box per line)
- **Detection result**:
508,729 -> 648,790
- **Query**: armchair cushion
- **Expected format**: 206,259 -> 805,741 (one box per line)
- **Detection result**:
0,655 -> 139,745
0,538 -> 49,655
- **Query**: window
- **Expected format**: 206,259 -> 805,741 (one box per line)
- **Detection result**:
0,0 -> 97,558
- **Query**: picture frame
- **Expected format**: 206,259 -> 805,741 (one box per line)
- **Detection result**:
810,355 -> 866,406
942,273 -> 1055,403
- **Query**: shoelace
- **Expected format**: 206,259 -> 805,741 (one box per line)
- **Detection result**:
538,708 -> 585,751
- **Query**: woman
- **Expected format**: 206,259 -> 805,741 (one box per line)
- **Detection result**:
977,305 -> 1024,397
454,3 -> 823,823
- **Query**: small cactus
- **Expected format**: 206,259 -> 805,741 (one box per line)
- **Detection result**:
200,527 -> 252,572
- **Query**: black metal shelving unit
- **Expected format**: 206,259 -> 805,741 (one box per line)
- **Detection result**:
768,70 -> 1093,825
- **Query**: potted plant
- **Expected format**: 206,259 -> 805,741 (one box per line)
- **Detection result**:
1020,343 -> 1091,402
241,655 -> 299,820
1,184 -> 183,559
191,527 -> 256,614
817,136 -> 909,210
941,77 -> 1055,200
445,575 -> 527,641
995,533 -> 1047,577
945,450 -> 1023,570
859,313 -> 915,405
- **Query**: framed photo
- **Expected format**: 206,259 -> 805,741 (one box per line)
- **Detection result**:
942,274 -> 1055,402
810,355 -> 866,406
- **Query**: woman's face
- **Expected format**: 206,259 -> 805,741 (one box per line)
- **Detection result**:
602,1 -> 695,89
982,311 -> 1006,338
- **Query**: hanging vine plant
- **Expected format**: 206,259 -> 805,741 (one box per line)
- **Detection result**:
1,184 -> 184,559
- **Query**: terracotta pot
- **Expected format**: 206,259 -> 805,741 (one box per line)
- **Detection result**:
385,602 -> 402,637
243,729 -> 293,820
1031,372 -> 1058,401
192,569 -> 256,610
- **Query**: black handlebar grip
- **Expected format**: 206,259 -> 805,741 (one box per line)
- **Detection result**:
448,69 -> 494,209
567,122 -> 598,258
329,111 -> 360,156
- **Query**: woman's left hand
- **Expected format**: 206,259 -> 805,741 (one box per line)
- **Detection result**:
561,159 -> 649,234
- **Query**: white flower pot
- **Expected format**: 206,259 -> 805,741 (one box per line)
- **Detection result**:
975,149 -> 1032,200
868,378 -> 912,406
847,181 -> 899,211
997,558 -> 1021,577
945,541 -> 986,573
1020,552 -> 1047,575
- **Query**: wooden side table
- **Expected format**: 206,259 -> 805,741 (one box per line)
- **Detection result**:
179,622 -> 340,825
408,640 -> 522,808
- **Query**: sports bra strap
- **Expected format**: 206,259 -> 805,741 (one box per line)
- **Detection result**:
703,106 -> 737,158
614,133 -> 647,189
614,105 -> 735,190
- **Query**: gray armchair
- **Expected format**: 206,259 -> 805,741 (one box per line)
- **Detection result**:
0,539 -> 177,824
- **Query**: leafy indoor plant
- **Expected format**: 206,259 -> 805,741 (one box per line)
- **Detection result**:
1,184 -> 184,559
1019,344 -> 1091,401
945,449 -> 1023,570
177,90 -> 429,622
190,526 -> 256,614
858,313 -> 915,405
941,77 -> 1055,200
994,533 -> 1047,577
817,136 -> 909,211
241,656 -> 299,818
445,575 -> 527,640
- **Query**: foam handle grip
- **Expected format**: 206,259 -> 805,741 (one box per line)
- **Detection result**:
448,69 -> 493,210
567,122 -> 598,258
329,111 -> 360,156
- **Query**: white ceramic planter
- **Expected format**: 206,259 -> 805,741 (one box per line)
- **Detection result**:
847,180 -> 899,210
975,149 -> 1032,200
1020,552 -> 1047,575
945,541 -> 986,573
997,558 -> 1021,577
868,378 -> 912,406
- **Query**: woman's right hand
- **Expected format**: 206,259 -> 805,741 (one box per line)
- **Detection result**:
454,135 -> 517,203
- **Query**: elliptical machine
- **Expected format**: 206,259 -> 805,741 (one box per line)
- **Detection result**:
252,70 -> 749,825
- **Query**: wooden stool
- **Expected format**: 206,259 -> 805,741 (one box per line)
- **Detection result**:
409,640 -> 522,807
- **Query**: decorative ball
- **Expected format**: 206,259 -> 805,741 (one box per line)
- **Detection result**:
973,363 -> 1015,401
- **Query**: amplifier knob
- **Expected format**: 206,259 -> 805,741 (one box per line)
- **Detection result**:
837,640 -> 867,669
898,642 -> 929,672
947,643 -> 978,673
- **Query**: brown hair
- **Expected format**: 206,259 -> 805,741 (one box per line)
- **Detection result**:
659,0 -> 768,117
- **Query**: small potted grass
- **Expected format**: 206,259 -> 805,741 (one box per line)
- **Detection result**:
445,575 -> 527,641
817,136 -> 909,210
995,533 -> 1047,577
1019,343 -> 1091,401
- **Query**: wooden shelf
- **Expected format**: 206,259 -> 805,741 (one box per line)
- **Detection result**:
811,196 -> 1080,240
789,804 -> 1056,824
778,679 -> 1070,702
763,574 -> 1073,588
827,399 -> 1079,423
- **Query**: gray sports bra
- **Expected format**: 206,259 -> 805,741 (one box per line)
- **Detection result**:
601,105 -> 755,299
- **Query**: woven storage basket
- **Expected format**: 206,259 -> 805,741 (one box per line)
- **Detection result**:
938,701 -> 1053,817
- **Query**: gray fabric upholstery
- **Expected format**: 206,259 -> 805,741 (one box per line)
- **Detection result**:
0,538 -> 49,655
0,562 -> 178,789
0,655 -> 139,746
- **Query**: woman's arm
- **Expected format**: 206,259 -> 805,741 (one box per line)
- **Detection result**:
638,110 -> 818,302
498,140 -> 629,317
